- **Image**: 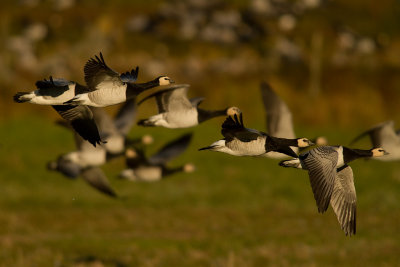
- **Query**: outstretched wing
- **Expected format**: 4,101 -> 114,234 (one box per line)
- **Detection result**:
138,84 -> 191,113
90,107 -> 120,140
52,105 -> 102,147
221,114 -> 260,142
260,82 -> 295,139
120,66 -> 139,83
81,167 -> 117,198
84,52 -> 125,92
148,133 -> 193,165
330,165 -> 357,236
350,121 -> 399,148
189,97 -> 205,107
301,146 -> 338,213
113,98 -> 137,136
35,76 -> 73,97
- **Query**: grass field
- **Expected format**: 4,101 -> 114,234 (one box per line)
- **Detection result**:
1,115 -> 400,266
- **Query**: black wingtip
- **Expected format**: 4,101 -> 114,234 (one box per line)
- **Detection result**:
317,201 -> 330,214
70,119 -> 103,147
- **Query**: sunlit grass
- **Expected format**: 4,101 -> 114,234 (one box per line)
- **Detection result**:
0,116 -> 399,266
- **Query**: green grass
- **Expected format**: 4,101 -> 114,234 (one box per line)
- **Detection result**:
0,116 -> 400,266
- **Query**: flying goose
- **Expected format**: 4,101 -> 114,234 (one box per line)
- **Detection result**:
350,120 -> 400,161
260,81 -> 327,158
279,146 -> 388,235
199,113 -> 313,157
47,100 -> 149,197
14,76 -> 103,146
64,52 -> 174,107
119,133 -> 194,182
137,84 -> 242,128
47,132 -> 116,197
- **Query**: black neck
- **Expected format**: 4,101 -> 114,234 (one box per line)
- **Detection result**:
269,136 -> 299,147
343,147 -> 372,164
265,136 -> 299,158
197,108 -> 227,123
126,79 -> 159,98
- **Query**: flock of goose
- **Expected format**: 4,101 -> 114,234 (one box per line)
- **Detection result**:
14,52 -> 399,237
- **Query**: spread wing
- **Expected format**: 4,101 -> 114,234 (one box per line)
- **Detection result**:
260,82 -> 295,139
35,76 -> 74,97
301,146 -> 338,213
90,107 -> 120,140
81,167 -> 117,197
52,105 -> 102,147
138,84 -> 191,113
330,165 -> 357,236
113,98 -> 137,136
189,97 -> 205,107
49,157 -> 82,178
148,133 -> 192,165
84,52 -> 125,92
221,114 -> 261,142
350,121 -> 400,148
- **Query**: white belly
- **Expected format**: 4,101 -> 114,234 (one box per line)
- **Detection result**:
88,86 -> 127,107
226,137 -> 266,156
133,166 -> 163,182
261,151 -> 288,159
163,109 -> 198,128
103,135 -> 125,154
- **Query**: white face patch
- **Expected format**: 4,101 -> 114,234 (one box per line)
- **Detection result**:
159,77 -> 172,86
315,136 -> 328,146
184,163 -> 195,173
125,148 -> 137,158
226,107 -> 241,116
142,135 -> 154,145
372,148 -> 388,157
297,138 -> 311,148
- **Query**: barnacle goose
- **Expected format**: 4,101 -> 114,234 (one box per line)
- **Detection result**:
279,146 -> 388,235
137,84 -> 242,128
350,120 -> 400,161
119,133 -> 194,182
14,76 -> 103,146
199,113 -> 313,157
64,52 -> 173,107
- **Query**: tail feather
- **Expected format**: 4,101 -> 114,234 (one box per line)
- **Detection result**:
198,145 -> 215,151
13,92 -> 31,103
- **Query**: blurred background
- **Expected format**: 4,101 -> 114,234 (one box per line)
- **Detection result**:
1,0 -> 400,266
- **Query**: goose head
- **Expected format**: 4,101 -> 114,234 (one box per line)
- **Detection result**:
314,136 -> 328,146
158,76 -> 174,86
297,138 -> 314,147
371,147 -> 389,157
125,148 -> 138,159
226,106 -> 242,116
141,134 -> 154,145
183,163 -> 196,173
